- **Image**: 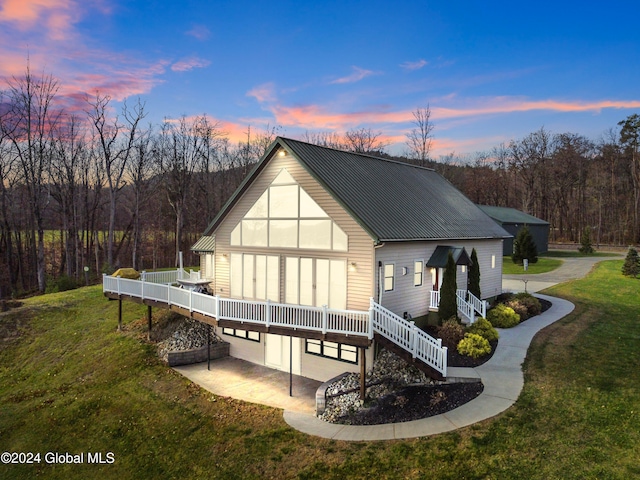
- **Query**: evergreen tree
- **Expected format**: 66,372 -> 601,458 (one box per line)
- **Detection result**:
622,247 -> 640,278
469,248 -> 481,299
512,225 -> 538,264
578,226 -> 594,254
439,252 -> 458,322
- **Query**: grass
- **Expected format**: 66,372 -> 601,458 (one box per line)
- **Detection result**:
1,260 -> 639,479
502,256 -> 563,275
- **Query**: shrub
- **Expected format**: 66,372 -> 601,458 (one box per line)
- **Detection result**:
436,317 -> 465,349
514,292 -> 542,317
578,226 -> 594,254
457,333 -> 491,358
505,299 -> 529,321
45,274 -> 79,294
487,304 -> 520,328
512,225 -> 538,264
438,252 -> 458,321
622,247 -> 640,278
466,317 -> 499,342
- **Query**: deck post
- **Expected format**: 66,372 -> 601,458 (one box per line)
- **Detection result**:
359,347 -> 366,400
147,305 -> 152,341
289,335 -> 293,397
117,298 -> 122,332
207,324 -> 211,371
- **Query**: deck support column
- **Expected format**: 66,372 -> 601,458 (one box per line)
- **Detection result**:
207,324 -> 211,371
289,335 -> 293,397
118,298 -> 122,332
147,305 -> 152,341
360,347 -> 366,400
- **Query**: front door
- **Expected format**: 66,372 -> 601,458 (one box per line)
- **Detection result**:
265,334 -> 301,374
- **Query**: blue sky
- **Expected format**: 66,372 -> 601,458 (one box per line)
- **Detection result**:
1,0 -> 639,157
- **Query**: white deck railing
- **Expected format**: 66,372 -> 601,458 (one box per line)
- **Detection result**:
370,299 -> 447,376
429,289 -> 486,324
103,272 -> 448,377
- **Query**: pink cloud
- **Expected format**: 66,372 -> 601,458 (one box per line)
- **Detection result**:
170,56 -> 211,72
0,0 -> 79,41
431,97 -> 640,119
400,59 -> 428,71
186,24 -> 211,40
330,66 -> 377,85
247,83 -> 277,103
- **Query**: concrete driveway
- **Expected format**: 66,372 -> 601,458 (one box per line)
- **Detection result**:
503,254 -> 620,293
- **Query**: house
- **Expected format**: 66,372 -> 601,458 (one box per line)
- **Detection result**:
190,137 -> 510,382
476,205 -> 549,256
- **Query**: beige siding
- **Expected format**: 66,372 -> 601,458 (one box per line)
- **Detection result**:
220,332 -> 265,364
212,152 -> 375,311
301,345 -> 374,382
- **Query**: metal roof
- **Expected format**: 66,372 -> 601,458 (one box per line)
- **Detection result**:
476,205 -> 549,226
191,235 -> 216,252
201,137 -> 511,243
426,246 -> 472,268
280,138 -> 510,242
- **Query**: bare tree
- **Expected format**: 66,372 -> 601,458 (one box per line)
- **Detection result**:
156,115 -> 213,266
618,114 -> 640,242
301,131 -> 345,150
405,105 -> 434,166
343,127 -> 389,154
87,94 -> 146,270
2,66 -> 60,292
126,123 -> 155,270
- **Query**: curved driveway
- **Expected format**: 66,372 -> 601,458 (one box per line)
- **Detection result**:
502,255 -> 620,293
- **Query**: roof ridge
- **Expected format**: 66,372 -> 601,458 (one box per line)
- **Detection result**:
278,136 -> 436,173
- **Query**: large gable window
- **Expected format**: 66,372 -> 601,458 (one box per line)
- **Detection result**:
230,168 -> 348,251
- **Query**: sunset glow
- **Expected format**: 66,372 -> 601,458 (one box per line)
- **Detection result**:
0,0 -> 638,157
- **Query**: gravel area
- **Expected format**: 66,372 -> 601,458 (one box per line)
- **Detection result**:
155,317 -> 223,362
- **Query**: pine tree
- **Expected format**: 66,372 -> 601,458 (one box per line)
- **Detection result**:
622,247 -> 640,278
439,252 -> 458,322
469,248 -> 481,299
512,225 -> 538,264
578,226 -> 594,254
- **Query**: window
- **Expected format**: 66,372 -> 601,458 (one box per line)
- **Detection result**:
461,265 -> 466,273
384,263 -> 394,291
222,328 -> 260,342
305,339 -> 358,364
491,255 -> 496,269
230,168 -> 348,251
414,260 -> 423,286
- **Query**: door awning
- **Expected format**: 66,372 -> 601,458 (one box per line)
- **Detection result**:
426,246 -> 472,268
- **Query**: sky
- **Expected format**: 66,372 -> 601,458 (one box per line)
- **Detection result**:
1,0 -> 639,158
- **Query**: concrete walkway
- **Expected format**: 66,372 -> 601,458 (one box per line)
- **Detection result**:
283,293 -> 574,440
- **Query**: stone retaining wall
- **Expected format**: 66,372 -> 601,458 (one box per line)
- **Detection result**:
167,342 -> 230,367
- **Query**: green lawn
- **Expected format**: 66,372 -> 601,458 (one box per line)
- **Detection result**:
1,260 -> 639,479
502,256 -> 563,274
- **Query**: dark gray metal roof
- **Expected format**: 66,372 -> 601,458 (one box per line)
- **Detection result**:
201,137 -> 511,243
280,138 -> 510,242
477,205 -> 549,226
191,235 -> 216,252
426,246 -> 472,268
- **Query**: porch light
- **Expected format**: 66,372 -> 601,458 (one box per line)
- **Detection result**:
278,149 -> 287,157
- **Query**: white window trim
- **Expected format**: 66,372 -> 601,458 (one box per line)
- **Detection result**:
413,259 -> 424,287
384,262 -> 395,292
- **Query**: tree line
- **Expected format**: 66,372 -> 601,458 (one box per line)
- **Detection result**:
1,67 -> 638,298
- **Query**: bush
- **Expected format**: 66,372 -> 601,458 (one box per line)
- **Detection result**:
622,247 -> 640,278
457,333 -> 491,358
466,317 -> 499,342
436,317 -> 465,349
504,299 -> 529,321
514,292 -> 542,317
487,304 -> 520,328
45,274 -> 79,294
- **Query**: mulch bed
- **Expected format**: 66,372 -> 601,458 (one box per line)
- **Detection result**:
335,297 -> 553,425
335,382 -> 484,425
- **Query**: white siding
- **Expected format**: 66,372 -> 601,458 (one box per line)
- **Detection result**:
375,239 -> 504,317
